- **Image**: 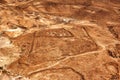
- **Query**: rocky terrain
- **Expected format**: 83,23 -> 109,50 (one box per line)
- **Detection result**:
0,0 -> 120,80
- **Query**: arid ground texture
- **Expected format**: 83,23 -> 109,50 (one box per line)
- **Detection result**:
0,0 -> 120,80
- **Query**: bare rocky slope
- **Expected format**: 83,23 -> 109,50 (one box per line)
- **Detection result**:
0,0 -> 120,80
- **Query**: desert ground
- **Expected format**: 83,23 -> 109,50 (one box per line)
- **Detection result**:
0,0 -> 120,80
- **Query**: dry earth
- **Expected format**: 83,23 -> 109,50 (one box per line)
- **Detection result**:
0,0 -> 120,80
